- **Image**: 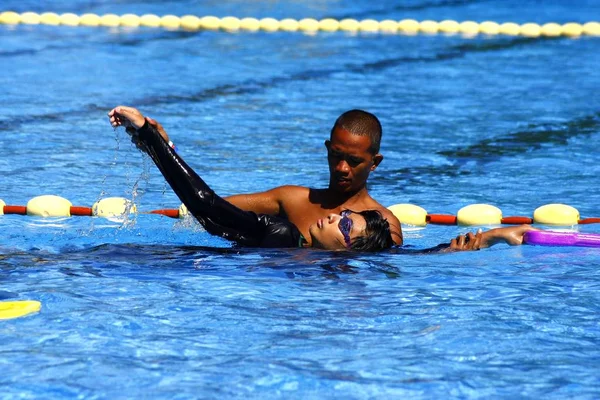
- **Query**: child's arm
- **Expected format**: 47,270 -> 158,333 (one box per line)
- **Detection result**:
443,225 -> 539,252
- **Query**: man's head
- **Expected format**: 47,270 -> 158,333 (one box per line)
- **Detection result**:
331,109 -> 382,154
325,110 -> 383,193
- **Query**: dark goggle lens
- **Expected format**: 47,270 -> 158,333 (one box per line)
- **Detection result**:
339,210 -> 353,247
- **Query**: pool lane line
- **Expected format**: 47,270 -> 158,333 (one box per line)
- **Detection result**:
386,203 -> 598,227
1,12 -> 599,38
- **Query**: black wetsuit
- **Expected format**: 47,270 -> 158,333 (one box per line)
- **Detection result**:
136,122 -> 307,248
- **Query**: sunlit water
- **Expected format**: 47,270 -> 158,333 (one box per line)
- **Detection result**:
1,0 -> 599,398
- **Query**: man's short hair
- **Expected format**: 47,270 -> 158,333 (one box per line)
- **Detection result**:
331,109 -> 382,154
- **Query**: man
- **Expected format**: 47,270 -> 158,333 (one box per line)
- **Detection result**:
109,105 -> 396,252
147,109 -> 403,245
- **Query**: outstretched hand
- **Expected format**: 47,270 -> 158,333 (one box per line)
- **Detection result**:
448,230 -> 484,251
446,224 -> 538,252
108,106 -> 171,147
108,106 -> 146,130
108,105 -> 150,152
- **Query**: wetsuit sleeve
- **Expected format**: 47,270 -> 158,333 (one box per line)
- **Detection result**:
135,121 -> 304,248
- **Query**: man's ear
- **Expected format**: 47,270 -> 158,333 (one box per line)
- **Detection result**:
371,153 -> 383,170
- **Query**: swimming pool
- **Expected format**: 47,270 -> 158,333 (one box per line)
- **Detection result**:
1,0 -> 599,398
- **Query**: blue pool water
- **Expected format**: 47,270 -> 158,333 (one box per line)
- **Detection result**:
1,1 -> 600,398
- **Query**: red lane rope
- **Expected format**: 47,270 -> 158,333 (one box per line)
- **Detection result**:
501,216 -> 534,225
3,205 -> 27,215
70,206 -> 93,216
579,218 -> 600,224
149,209 -> 180,218
426,214 -> 457,225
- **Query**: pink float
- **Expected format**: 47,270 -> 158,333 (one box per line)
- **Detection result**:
524,231 -> 600,248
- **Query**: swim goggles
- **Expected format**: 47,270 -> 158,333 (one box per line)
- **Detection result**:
339,210 -> 354,248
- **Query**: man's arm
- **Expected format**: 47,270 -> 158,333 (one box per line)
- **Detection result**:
225,185 -> 306,217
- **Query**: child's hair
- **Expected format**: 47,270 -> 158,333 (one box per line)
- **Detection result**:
350,210 -> 394,252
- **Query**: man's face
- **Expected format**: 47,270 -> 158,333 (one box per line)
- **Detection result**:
325,127 -> 382,193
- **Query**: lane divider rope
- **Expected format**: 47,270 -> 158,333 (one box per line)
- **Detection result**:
1,195 -> 598,226
1,11 -> 599,37
387,203 -> 599,227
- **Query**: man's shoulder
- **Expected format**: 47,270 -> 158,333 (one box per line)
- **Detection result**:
270,185 -> 311,195
268,185 -> 312,203
361,197 -> 400,222
377,206 -> 400,222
